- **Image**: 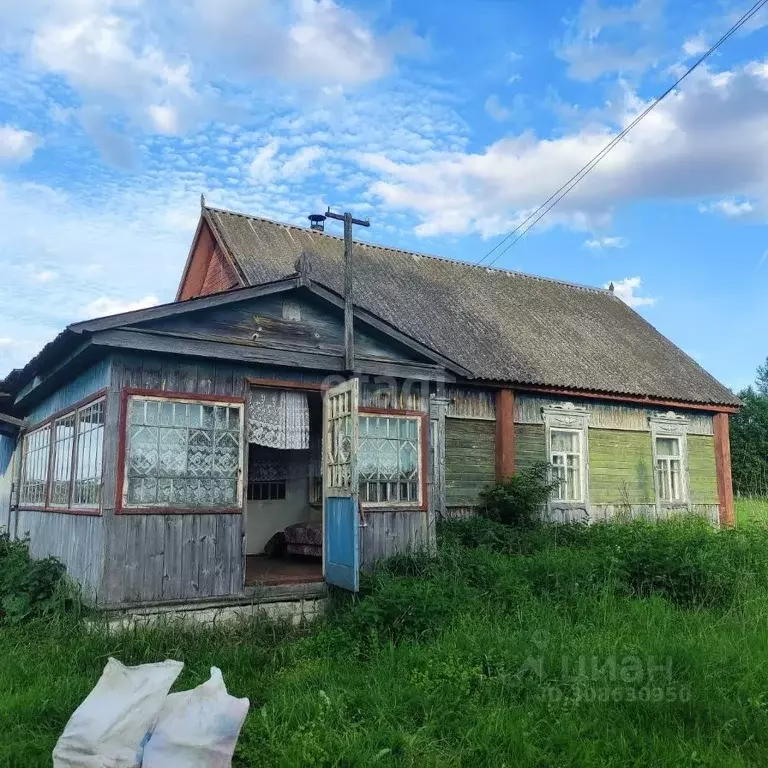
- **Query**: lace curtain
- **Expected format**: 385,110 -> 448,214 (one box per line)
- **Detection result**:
247,388 -> 310,449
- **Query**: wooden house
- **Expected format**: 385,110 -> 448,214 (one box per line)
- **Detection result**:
0,204 -> 739,607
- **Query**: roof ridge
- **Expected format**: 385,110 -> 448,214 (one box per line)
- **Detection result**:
203,204 -> 612,297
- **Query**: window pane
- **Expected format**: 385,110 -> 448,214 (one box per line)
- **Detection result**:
20,426 -> 51,505
550,428 -> 583,502
656,437 -> 680,457
551,430 -> 578,453
73,400 -> 105,507
50,414 -> 76,506
357,415 -> 420,503
125,396 -> 241,508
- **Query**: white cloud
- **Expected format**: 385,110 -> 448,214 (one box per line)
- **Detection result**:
81,295 -> 159,319
32,269 -> 58,283
249,139 -> 281,183
0,125 -> 41,163
683,35 -> 708,57
186,0 -> 426,87
606,276 -> 656,307
249,140 -> 325,183
557,0 -> 663,81
147,104 -> 180,135
584,235 -> 627,249
361,60 -> 768,238
699,197 -> 754,218
484,94 -> 511,122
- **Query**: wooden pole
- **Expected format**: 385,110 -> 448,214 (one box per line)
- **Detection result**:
324,209 -> 370,374
714,412 -> 735,526
343,212 -> 354,372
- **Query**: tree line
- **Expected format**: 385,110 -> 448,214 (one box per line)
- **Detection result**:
730,358 -> 768,497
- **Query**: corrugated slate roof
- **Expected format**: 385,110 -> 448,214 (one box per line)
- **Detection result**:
204,205 -> 738,407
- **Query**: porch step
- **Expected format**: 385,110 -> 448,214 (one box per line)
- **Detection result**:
94,583 -> 328,631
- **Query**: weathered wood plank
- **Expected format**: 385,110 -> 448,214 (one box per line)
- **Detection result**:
515,393 -> 715,435
163,515 -> 184,600
182,515 -> 200,598
198,515 -> 217,596
142,515 -> 165,602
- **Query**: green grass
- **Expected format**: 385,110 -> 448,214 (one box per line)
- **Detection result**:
4,518 -> 768,767
735,495 -> 768,527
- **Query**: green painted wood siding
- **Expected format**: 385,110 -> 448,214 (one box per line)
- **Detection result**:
688,434 -> 718,504
589,429 -> 654,504
515,423 -> 546,472
445,418 -> 495,506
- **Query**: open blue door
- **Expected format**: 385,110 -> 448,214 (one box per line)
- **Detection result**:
323,378 -> 360,592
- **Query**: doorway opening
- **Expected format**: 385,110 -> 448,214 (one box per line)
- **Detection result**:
244,388 -> 323,586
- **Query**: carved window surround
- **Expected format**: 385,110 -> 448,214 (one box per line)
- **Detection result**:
649,411 -> 689,510
542,403 -> 590,509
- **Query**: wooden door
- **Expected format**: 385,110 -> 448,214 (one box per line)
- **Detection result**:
322,378 -> 360,591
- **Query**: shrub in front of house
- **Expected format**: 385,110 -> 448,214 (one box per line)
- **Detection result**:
0,534 -> 76,623
476,463 -> 556,528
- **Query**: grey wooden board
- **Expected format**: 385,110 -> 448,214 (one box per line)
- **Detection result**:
15,510 -> 104,601
360,510 -> 429,569
515,393 -> 714,435
101,512 -> 242,605
446,386 -> 496,420
132,292 -> 425,364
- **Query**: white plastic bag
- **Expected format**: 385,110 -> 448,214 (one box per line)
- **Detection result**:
53,657 -> 184,768
142,666 -> 250,768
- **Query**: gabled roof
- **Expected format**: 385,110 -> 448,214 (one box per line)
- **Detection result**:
196,205 -> 739,407
0,276 -> 467,407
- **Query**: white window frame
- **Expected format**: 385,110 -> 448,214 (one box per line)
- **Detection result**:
122,394 -> 245,512
18,396 -> 106,511
549,427 -> 585,503
19,423 -> 52,507
649,412 -> 689,509
358,411 -> 423,508
542,404 -> 590,509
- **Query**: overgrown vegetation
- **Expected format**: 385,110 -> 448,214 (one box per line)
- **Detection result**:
477,462 -> 556,528
0,534 -> 79,624
730,356 -> 768,496
4,516 -> 768,767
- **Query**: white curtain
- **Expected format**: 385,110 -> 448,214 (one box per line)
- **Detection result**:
247,388 -> 310,449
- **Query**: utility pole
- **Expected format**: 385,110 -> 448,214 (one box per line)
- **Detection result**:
324,208 -> 370,372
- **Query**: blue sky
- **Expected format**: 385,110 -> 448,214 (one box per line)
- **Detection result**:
1,0 -> 768,393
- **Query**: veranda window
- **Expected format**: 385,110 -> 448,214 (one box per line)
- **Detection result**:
124,396 -> 243,510
18,396 -> 105,510
19,425 -> 51,506
550,429 -> 583,502
358,414 -> 421,505
656,436 -> 683,502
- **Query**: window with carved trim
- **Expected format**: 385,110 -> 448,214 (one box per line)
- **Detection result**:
124,396 -> 243,509
358,414 -> 421,505
655,436 -> 684,502
550,428 -> 584,502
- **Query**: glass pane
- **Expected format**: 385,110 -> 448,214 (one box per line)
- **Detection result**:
21,425 -> 51,505
159,401 -> 174,426
50,414 -> 76,506
551,430 -> 577,453
73,400 -> 105,507
656,437 -> 679,457
670,459 -> 682,500
126,397 -> 241,509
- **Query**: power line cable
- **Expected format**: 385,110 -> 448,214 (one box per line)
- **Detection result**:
474,0 -> 768,271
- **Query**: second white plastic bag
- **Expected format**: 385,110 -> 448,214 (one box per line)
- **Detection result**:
142,666 -> 250,768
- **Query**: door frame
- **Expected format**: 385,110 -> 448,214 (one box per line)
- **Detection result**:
243,377 -> 327,574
